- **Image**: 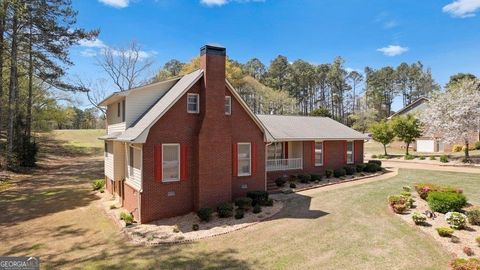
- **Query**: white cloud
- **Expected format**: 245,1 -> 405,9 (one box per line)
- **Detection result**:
200,0 -> 264,7
80,49 -> 98,57
443,0 -> 480,18
109,49 -> 158,60
383,20 -> 399,29
99,0 -> 129,8
78,38 -> 107,48
377,45 -> 409,56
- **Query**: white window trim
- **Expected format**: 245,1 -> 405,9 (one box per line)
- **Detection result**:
347,141 -> 354,164
162,143 -> 181,182
187,93 -> 199,114
129,146 -> 135,176
315,141 -> 323,166
225,96 -> 232,115
237,142 -> 251,177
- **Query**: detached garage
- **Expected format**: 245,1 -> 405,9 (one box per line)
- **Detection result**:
415,139 -> 445,153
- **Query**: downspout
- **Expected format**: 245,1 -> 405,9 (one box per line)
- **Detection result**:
137,144 -> 143,224
265,141 -> 273,191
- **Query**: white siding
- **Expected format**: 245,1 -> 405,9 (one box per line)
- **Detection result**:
104,141 -> 114,180
106,100 -> 124,125
107,122 -> 126,134
126,145 -> 142,190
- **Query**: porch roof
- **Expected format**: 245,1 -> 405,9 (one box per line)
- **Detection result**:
256,115 -> 369,142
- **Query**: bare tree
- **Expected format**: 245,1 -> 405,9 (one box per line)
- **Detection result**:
76,77 -> 108,117
97,41 -> 154,91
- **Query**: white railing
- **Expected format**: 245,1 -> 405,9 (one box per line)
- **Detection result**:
266,158 -> 303,172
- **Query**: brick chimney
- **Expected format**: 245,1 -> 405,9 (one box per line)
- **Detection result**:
196,45 -> 232,209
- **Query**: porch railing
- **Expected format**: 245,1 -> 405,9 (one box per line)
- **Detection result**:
266,158 -> 303,172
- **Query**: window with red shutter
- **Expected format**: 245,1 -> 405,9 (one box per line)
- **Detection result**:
180,145 -> 188,180
232,143 -> 238,176
252,143 -> 257,175
154,144 -> 162,182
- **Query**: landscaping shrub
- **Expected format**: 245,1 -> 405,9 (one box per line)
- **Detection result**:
401,191 -> 411,197
364,163 -> 380,173
275,177 -> 286,187
120,212 -> 134,225
368,160 -> 382,167
419,156 -> 426,160
234,209 -> 244,219
253,204 -> 262,214
452,144 -> 463,152
440,155 -> 449,163
356,164 -> 366,173
427,192 -> 467,213
289,175 -> 299,182
234,197 -> 253,211
414,183 -> 462,200
475,141 -> 480,150
446,212 -> 467,229
463,246 -> 475,256
298,174 -> 311,183
92,179 -> 105,191
429,156 -> 436,160
265,198 -> 274,206
325,169 -> 333,178
343,166 -> 356,175
110,204 -> 117,209
310,174 -> 322,181
412,212 -> 427,225
333,168 -> 346,178
450,258 -> 480,270
371,154 -> 378,158
404,154 -> 415,160
476,236 -> 480,246
246,191 -> 269,206
402,185 -> 411,192
462,157 -> 473,164
289,182 -> 296,188
192,224 -> 199,231
388,195 -> 410,213
197,207 -> 213,222
466,208 -> 480,225
217,203 -> 234,218
436,227 -> 454,237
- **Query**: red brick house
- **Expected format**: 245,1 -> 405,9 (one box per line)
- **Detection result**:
99,45 -> 367,223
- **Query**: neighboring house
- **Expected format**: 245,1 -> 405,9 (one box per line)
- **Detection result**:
99,45 -> 368,223
388,98 -> 478,153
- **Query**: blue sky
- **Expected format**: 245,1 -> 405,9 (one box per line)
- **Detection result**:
70,0 -> 480,110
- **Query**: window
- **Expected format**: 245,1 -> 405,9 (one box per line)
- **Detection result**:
315,142 -> 323,166
347,141 -> 354,164
122,100 -> 126,122
224,96 -> 231,115
267,142 -> 284,160
117,102 -> 121,117
104,142 -> 108,157
187,93 -> 199,113
237,143 -> 251,176
162,144 -> 180,182
129,146 -> 134,176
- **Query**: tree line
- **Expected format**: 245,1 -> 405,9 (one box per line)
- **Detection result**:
0,0 -> 97,169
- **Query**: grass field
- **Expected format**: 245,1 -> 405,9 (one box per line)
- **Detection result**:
364,140 -> 480,158
1,130 -> 479,269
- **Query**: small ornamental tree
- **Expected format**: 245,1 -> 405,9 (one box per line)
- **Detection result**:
391,114 -> 423,155
369,120 -> 395,156
420,78 -> 480,159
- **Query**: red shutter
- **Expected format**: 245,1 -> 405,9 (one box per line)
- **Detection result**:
252,143 -> 257,175
344,141 -> 347,164
180,144 -> 187,180
154,144 -> 162,182
311,141 -> 315,165
284,142 -> 288,159
323,142 -> 327,167
232,143 -> 238,176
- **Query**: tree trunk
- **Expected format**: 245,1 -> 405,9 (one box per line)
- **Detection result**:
25,14 -> 33,140
464,141 -> 470,159
405,142 -> 410,156
0,1 -> 7,138
6,3 -> 18,168
383,144 -> 388,156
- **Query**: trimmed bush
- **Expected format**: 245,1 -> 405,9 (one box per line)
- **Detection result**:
298,174 -> 311,183
429,156 -> 436,160
333,168 -> 346,178
234,197 -> 253,211
450,258 -> 480,270
436,227 -> 454,237
92,179 -> 105,191
402,185 -> 411,192
412,212 -> 427,225
401,191 -> 411,197
368,160 -> 382,167
310,174 -> 322,181
475,141 -> 480,150
371,154 -> 378,158
120,212 -> 134,225
275,177 -> 286,187
246,191 -> 269,206
325,169 -> 333,178
419,156 -> 426,160
466,208 -> 480,225
440,155 -> 449,163
356,164 -> 366,173
217,203 -> 234,218
192,224 -> 199,231
388,195 -> 409,214
197,207 -> 213,222
414,183 -> 462,200
289,182 -> 296,188
253,204 -> 262,214
452,144 -> 463,152
404,154 -> 415,160
364,163 -> 380,173
427,192 -> 467,214
265,198 -> 274,206
234,209 -> 244,219
343,166 -> 356,175
446,212 -> 467,229
476,236 -> 480,246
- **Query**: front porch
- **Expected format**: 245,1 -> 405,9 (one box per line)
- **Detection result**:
266,141 -> 304,172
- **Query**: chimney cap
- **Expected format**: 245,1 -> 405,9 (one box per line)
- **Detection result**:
200,44 -> 226,56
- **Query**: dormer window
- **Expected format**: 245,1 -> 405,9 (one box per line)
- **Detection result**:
187,93 -> 199,114
225,96 -> 231,115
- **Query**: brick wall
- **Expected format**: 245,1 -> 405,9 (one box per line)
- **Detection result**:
123,182 -> 140,221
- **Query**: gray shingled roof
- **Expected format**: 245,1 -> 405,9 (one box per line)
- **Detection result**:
256,115 -> 368,142
116,69 -> 204,142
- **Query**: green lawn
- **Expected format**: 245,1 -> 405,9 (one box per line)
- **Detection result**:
365,140 -> 480,158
